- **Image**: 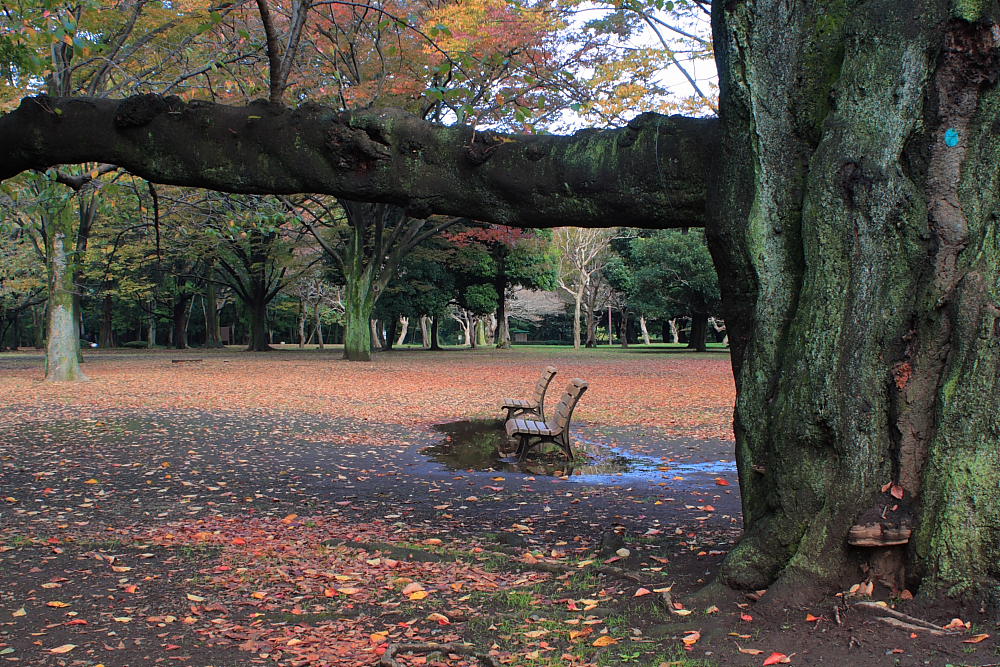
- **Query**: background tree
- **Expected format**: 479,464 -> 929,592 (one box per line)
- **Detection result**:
555,227 -> 618,349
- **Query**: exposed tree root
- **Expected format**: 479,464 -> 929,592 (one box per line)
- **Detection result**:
852,601 -> 960,635
378,642 -> 499,666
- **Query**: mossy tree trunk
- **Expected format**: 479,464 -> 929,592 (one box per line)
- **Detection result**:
709,0 -> 1000,603
43,202 -> 85,382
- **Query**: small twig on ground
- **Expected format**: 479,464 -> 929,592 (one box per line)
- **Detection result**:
378,642 -> 499,667
874,616 -> 952,636
852,601 -> 959,635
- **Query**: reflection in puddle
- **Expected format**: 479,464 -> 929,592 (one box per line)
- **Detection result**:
422,420 -> 735,486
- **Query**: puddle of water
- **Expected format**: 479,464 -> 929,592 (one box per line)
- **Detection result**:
422,420 -> 736,487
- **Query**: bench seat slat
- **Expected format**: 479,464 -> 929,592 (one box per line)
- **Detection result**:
501,398 -> 535,409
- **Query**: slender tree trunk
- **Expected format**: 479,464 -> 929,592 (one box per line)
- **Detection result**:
571,284 -> 584,349
396,316 -> 409,346
147,303 -> 157,348
298,299 -> 306,348
429,314 -> 442,351
420,316 -> 431,348
372,319 -> 386,350
708,3 -> 1000,602
43,206 -> 85,381
668,318 -> 679,344
383,317 -> 397,351
98,294 -> 114,349
475,317 -> 489,347
639,315 -> 651,345
620,310 -> 629,348
315,304 -> 324,349
494,296 -> 511,349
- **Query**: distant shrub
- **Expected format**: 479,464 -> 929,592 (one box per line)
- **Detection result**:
121,340 -> 153,349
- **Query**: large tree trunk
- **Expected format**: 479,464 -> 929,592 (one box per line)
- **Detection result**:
708,1 -> 1000,603
44,206 -> 85,382
246,297 -> 271,352
686,311 -> 708,352
429,314 -> 442,351
171,295 -> 191,350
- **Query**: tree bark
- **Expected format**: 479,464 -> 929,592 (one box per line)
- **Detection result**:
204,274 -> 223,348
708,1 -> 1000,603
0,96 -> 717,230
246,297 -> 271,352
686,311 -> 708,352
4,2 -> 1000,603
43,206 -> 86,381
171,295 -> 191,350
429,314 -> 442,351
98,294 -> 115,349
396,317 -> 409,346
420,316 -> 431,348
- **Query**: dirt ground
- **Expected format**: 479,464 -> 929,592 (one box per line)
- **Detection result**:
0,347 -> 996,666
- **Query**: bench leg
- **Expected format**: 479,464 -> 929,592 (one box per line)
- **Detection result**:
514,434 -> 534,459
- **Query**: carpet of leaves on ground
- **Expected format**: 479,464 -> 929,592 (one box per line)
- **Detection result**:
1,348 -> 996,667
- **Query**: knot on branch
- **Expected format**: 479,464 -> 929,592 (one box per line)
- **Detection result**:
325,124 -> 391,168
114,94 -> 170,128
465,131 -> 507,166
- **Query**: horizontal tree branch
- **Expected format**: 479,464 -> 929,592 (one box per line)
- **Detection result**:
0,94 -> 718,229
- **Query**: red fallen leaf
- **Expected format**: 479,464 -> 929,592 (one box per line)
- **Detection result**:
231,538 -> 246,545
763,653 -> 791,665
741,613 -> 754,622
123,584 -> 138,593
64,619 -> 88,625
890,484 -> 904,500
805,614 -> 821,622
164,644 -> 181,650
715,477 -> 730,486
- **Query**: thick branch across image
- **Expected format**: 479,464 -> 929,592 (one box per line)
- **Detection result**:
0,94 -> 718,229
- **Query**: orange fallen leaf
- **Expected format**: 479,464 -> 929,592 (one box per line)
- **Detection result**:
407,590 -> 429,601
46,601 -> 70,608
49,644 -> 77,654
805,614 -> 821,622
763,652 -> 791,665
401,582 -> 424,595
280,513 -> 298,524
963,633 -> 989,643
592,635 -> 617,647
426,612 -> 450,625
715,477 -> 730,486
84,479 -> 98,484
682,631 -> 701,647
634,587 -> 652,597
943,618 -> 969,630
741,613 -> 754,622
738,646 -> 764,655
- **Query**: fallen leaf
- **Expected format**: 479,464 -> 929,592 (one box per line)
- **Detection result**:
49,644 -> 77,654
186,593 -> 206,602
763,653 -> 791,665
634,588 -> 652,597
592,635 -> 617,647
738,646 -> 764,655
682,631 -> 701,648
963,633 -> 989,643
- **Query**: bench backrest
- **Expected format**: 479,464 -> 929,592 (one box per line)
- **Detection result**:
549,378 -> 588,434
533,366 -> 558,418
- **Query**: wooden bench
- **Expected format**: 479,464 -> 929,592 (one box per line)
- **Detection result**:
505,378 -> 588,460
500,365 -> 557,421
